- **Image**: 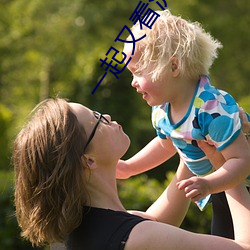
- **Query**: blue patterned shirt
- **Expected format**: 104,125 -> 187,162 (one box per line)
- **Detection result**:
152,75 -> 242,176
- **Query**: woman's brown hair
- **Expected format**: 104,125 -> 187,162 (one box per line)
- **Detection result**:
13,98 -> 88,246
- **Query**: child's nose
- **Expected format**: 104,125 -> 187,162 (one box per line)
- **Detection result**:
131,78 -> 138,88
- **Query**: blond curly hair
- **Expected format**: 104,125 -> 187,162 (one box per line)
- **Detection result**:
128,10 -> 222,81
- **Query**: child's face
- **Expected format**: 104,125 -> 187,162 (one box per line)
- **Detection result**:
123,43 -> 172,106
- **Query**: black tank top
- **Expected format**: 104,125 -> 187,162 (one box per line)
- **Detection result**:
66,206 -> 148,250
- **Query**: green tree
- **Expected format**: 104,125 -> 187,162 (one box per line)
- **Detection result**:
184,0 -> 250,101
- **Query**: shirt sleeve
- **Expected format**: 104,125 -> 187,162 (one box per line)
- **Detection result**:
151,105 -> 169,140
197,90 -> 241,151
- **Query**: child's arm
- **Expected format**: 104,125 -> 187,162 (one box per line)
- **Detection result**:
178,132 -> 250,201
116,136 -> 177,179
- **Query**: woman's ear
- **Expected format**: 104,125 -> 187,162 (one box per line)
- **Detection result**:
82,155 -> 97,169
170,57 -> 180,77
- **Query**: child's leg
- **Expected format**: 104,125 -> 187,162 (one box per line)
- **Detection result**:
211,192 -> 234,239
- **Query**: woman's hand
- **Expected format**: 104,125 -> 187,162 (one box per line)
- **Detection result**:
239,107 -> 250,140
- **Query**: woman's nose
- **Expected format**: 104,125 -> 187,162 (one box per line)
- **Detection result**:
103,114 -> 111,123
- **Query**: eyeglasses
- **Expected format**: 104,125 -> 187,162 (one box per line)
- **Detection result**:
84,111 -> 110,151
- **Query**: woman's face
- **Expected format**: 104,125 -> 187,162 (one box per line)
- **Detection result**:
68,103 -> 130,161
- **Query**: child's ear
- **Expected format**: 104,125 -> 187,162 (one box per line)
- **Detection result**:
171,63 -> 178,72
171,57 -> 180,77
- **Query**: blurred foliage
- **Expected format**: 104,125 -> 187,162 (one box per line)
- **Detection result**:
119,174 -> 164,210
0,104 -> 12,169
0,0 -> 249,248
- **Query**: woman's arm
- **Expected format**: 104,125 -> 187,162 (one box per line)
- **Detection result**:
125,183 -> 250,250
126,111 -> 250,249
128,159 -> 193,226
225,184 -> 250,244
145,159 -> 192,226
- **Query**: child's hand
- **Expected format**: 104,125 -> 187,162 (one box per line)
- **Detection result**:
177,176 -> 211,202
116,160 -> 131,179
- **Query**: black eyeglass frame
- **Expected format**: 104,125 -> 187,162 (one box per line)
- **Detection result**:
83,111 -> 109,151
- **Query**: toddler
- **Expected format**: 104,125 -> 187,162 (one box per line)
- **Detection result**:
117,10 -> 250,238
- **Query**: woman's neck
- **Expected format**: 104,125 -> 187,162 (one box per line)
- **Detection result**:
84,165 -> 126,212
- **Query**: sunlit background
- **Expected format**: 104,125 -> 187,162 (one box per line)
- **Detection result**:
0,0 -> 249,249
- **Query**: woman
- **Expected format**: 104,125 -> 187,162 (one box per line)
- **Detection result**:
13,98 -> 250,249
